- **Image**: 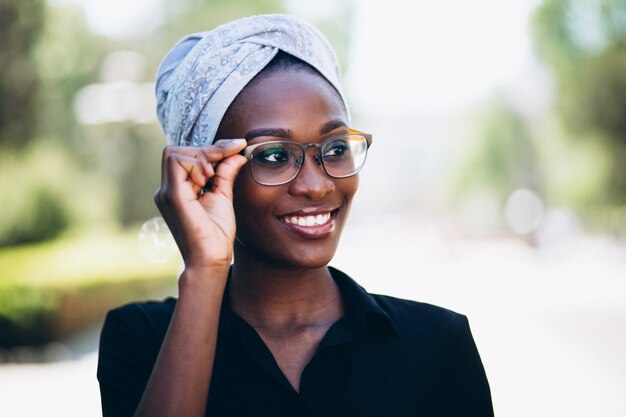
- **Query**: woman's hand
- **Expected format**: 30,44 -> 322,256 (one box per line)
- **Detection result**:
134,141 -> 247,417
154,139 -> 248,270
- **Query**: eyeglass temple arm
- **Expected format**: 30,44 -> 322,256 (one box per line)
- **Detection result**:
349,129 -> 373,148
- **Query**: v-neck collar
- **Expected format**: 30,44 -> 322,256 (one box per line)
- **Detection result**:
217,266 -> 397,393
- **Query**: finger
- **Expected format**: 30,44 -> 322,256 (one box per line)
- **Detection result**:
201,139 -> 247,164
166,140 -> 246,162
208,154 -> 248,201
167,154 -> 210,198
161,141 -> 246,186
154,186 -> 166,212
161,147 -> 171,188
161,146 -> 210,187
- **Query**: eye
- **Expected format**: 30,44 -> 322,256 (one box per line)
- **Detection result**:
323,140 -> 350,160
256,148 -> 290,165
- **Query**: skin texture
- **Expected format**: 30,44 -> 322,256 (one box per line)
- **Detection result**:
218,68 -> 356,390
134,67 -> 356,417
220,68 -> 357,268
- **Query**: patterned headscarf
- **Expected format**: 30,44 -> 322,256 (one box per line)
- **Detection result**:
155,14 -> 349,147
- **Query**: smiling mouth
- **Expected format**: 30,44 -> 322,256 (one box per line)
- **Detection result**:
277,209 -> 339,238
279,211 -> 334,226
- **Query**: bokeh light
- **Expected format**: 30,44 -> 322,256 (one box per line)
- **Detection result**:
138,217 -> 178,263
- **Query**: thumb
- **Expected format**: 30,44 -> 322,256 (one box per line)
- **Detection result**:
210,154 -> 248,200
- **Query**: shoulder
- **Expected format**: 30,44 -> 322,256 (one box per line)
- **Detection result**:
98,298 -> 177,382
370,293 -> 472,345
329,266 -> 470,340
104,297 -> 177,329
368,298 -> 493,416
373,293 -> 468,328
97,299 -> 178,410
100,298 -> 177,355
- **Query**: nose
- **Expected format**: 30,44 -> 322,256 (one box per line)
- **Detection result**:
288,149 -> 335,200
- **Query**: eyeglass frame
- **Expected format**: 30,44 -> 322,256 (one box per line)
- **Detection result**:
239,129 -> 373,186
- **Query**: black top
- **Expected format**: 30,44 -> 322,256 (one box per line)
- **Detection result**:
97,267 -> 494,417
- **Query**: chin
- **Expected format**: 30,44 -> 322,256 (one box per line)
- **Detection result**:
235,238 -> 337,270
283,251 -> 334,269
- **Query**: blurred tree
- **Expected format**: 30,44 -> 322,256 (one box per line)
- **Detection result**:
0,144 -> 75,246
0,3 -> 113,245
532,0 -> 626,202
454,96 -> 542,204
34,3 -> 105,147
0,0 -> 44,148
148,0 -> 284,63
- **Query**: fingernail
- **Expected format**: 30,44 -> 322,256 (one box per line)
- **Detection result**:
215,139 -> 246,148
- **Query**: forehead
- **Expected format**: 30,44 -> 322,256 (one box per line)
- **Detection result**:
221,69 -> 348,138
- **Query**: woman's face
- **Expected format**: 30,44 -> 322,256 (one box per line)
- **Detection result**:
217,68 -> 358,269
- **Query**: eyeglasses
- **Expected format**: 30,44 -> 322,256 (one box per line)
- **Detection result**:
241,129 -> 373,186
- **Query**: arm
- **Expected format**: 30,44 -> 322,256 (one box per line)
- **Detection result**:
454,317 -> 494,417
100,139 -> 248,417
133,266 -> 227,417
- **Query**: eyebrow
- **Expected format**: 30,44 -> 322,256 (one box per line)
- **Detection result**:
244,128 -> 292,141
243,119 -> 348,141
319,119 -> 348,135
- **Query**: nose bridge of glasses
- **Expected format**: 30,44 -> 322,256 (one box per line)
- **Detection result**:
301,143 -> 323,165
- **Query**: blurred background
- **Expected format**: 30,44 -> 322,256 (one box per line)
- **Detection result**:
0,0 -> 625,415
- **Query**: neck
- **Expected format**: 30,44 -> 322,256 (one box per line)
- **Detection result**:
230,243 -> 343,333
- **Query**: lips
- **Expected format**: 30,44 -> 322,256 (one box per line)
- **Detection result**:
277,208 -> 339,239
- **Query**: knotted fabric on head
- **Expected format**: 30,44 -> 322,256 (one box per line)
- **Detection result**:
155,14 -> 349,147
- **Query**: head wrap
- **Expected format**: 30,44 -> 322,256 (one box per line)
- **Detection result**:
155,14 -> 349,147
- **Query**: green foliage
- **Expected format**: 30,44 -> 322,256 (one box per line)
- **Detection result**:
0,229 -> 180,346
0,284 -> 58,346
161,0 -> 284,36
34,3 -> 105,144
0,144 -> 73,246
147,0 -> 285,65
0,139 -> 125,246
0,0 -> 45,148
307,3 -> 355,74
0,278 -> 174,346
565,48 -> 626,141
537,121 -> 612,208
76,124 -> 163,226
532,0 -> 626,202
0,3 -> 115,246
454,97 -> 541,204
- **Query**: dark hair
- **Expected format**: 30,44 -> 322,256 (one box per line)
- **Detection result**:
261,50 -> 318,75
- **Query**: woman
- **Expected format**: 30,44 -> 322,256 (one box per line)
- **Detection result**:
97,14 -> 493,417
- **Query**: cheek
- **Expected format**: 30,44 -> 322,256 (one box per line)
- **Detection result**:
341,175 -> 359,201
233,166 -> 260,217
232,168 -> 280,227
233,165 -> 252,200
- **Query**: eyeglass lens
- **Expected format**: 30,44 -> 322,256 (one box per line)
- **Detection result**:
249,135 -> 368,185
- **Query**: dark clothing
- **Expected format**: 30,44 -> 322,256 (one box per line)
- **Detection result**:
97,267 -> 494,417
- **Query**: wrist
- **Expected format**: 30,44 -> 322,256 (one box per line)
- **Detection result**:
178,264 -> 230,295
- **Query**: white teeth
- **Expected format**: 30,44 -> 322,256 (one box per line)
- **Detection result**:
316,213 -> 331,225
281,212 -> 333,227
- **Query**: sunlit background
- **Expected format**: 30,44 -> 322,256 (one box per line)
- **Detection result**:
1,0 -> 625,416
